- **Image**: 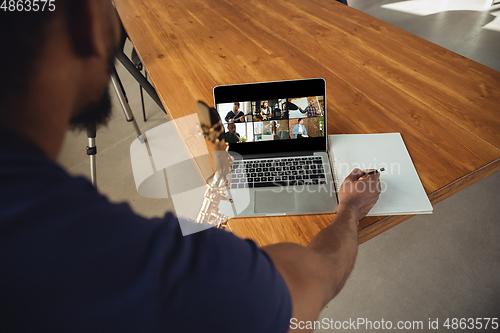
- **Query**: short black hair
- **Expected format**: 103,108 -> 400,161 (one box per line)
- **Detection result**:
0,1 -> 79,111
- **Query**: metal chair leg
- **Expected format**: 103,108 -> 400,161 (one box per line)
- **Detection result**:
140,71 -> 147,122
110,67 -> 145,143
87,122 -> 97,188
88,67 -> 147,188
116,50 -> 166,114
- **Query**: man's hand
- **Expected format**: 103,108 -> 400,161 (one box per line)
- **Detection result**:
338,168 -> 381,221
263,168 -> 381,332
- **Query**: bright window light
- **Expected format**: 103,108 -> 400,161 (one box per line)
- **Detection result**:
483,10 -> 500,31
382,0 -> 496,16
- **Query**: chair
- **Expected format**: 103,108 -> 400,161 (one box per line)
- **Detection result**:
87,24 -> 167,188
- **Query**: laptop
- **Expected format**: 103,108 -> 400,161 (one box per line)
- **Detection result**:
213,78 -> 338,217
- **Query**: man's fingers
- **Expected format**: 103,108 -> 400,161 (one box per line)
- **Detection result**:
360,171 -> 381,193
346,168 -> 364,181
344,170 -> 383,188
357,169 -> 381,181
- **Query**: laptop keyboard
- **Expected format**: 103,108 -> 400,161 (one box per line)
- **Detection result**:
230,156 -> 327,189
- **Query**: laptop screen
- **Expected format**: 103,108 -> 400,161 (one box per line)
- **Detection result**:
214,78 -> 326,156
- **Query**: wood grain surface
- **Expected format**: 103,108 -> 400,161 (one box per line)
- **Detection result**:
114,0 -> 500,245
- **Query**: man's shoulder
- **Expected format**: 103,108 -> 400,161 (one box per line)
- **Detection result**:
0,148 -> 291,333
0,147 -> 114,229
0,145 -> 72,192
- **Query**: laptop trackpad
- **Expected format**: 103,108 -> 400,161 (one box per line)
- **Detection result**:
254,190 -> 296,214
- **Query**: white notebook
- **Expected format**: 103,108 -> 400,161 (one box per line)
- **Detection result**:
328,133 -> 433,216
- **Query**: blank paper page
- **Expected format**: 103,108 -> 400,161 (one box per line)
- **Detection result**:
328,133 -> 432,215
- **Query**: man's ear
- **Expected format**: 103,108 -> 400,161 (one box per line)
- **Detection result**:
67,0 -> 107,58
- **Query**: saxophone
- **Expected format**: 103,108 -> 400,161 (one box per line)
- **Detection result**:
195,101 -> 234,229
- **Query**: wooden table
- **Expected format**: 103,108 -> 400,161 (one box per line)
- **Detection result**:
114,0 -> 500,246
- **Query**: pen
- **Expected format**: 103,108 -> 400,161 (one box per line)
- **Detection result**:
363,167 -> 385,176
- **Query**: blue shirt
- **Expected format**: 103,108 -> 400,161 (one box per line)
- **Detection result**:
292,124 -> 307,137
0,129 -> 291,332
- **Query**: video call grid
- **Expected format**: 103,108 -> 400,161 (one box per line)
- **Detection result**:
218,96 -> 325,144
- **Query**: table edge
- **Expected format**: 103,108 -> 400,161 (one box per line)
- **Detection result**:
358,158 -> 500,244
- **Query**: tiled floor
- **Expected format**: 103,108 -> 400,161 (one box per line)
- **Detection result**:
57,1 -> 500,331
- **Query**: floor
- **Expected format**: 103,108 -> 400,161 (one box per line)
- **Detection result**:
317,1 -> 500,331
57,0 -> 500,331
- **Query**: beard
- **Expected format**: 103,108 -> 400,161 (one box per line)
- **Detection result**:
69,27 -> 118,132
68,89 -> 112,132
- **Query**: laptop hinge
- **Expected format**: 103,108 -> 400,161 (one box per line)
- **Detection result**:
232,151 -> 318,160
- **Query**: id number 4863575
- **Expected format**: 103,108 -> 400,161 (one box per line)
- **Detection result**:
443,318 -> 498,330
1,0 -> 56,12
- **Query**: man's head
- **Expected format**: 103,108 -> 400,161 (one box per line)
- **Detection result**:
233,102 -> 240,112
309,99 -> 314,106
1,0 -> 121,158
227,123 -> 236,134
262,101 -> 268,108
299,118 -> 305,125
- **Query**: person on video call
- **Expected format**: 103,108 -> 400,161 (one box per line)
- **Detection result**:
224,123 -> 241,143
0,1 -> 381,332
260,100 -> 271,120
224,102 -> 245,123
265,121 -> 280,136
292,118 -> 308,138
299,99 -> 322,117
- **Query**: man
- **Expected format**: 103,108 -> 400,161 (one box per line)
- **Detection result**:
292,118 -> 308,138
224,123 -> 241,143
260,100 -> 271,120
299,99 -> 320,117
0,1 -> 380,332
224,102 -> 245,123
